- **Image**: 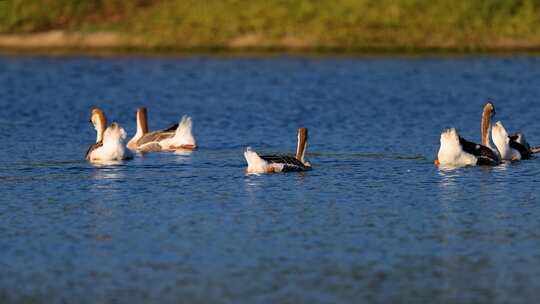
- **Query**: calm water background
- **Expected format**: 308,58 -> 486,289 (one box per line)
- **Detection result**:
1,55 -> 540,303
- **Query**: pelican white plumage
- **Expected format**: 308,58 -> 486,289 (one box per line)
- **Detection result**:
492,121 -> 533,161
127,107 -> 196,152
86,122 -> 131,162
492,121 -> 518,161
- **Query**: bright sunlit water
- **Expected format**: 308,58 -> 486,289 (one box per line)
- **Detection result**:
1,55 -> 540,303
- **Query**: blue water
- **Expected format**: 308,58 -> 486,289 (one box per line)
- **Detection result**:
1,55 -> 540,303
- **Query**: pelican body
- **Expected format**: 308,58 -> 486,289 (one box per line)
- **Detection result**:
127,107 -> 196,152
492,121 -> 534,161
86,108 -> 131,162
436,102 -> 499,167
244,128 -> 312,173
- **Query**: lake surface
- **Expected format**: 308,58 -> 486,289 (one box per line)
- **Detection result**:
1,55 -> 540,303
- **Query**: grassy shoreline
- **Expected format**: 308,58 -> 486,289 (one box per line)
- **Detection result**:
3,31 -> 540,55
2,1 -> 540,53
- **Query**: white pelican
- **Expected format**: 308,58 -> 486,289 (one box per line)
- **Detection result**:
127,107 -> 196,152
510,131 -> 540,154
492,121 -> 533,161
86,122 -> 131,162
436,102 -> 499,167
244,128 -> 312,173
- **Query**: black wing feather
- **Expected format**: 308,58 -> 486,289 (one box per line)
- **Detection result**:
160,122 -> 179,133
509,137 -> 531,159
458,136 -> 498,164
260,154 -> 309,172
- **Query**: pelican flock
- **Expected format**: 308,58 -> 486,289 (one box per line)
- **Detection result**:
85,100 -> 538,172
436,101 -> 539,168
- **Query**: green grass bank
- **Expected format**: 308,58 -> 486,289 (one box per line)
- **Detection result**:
2,0 -> 540,52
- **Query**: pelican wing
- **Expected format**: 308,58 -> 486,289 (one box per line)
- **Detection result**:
509,132 -> 531,159
260,154 -> 309,172
136,130 -> 175,147
137,142 -> 163,152
458,136 -> 498,164
531,146 -> 540,154
160,122 -> 179,133
509,139 -> 530,159
85,141 -> 103,160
